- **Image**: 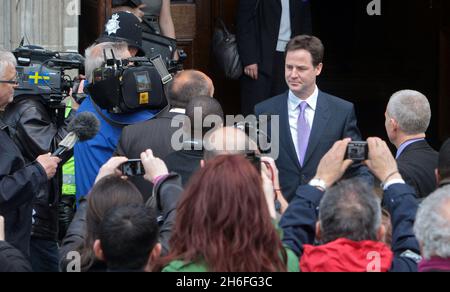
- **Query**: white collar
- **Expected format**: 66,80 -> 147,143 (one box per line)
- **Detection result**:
288,86 -> 319,111
169,108 -> 186,114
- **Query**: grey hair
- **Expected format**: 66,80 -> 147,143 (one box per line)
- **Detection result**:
84,42 -> 129,83
0,49 -> 17,79
386,90 -> 431,135
414,185 -> 450,260
319,179 -> 382,244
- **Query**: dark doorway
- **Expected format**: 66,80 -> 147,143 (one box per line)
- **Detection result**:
208,0 -> 448,147
312,0 -> 442,147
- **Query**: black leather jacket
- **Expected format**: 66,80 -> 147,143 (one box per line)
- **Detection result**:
2,96 -> 74,241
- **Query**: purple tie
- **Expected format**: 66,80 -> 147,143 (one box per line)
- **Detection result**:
297,101 -> 311,166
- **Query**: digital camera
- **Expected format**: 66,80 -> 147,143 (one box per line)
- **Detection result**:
345,141 -> 369,161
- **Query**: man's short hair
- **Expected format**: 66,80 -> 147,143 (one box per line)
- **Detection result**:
439,139 -> 450,179
84,42 -> 130,83
386,90 -> 431,135
185,96 -> 223,138
319,179 -> 382,243
285,35 -> 324,67
168,70 -> 213,109
0,49 -> 17,79
414,185 -> 450,260
99,204 -> 159,271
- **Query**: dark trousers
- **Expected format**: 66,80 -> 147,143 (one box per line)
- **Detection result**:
240,51 -> 288,116
30,238 -> 59,272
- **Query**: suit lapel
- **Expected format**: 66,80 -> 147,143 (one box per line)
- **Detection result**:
278,93 -> 302,171
303,91 -> 330,166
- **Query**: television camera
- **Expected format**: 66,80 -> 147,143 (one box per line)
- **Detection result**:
12,44 -> 85,125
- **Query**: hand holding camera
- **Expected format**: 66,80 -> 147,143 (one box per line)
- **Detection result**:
314,138 -> 354,188
140,149 -> 169,184
345,141 -> 369,161
95,156 -> 129,184
364,137 -> 401,183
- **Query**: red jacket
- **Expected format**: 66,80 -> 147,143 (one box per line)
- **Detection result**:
300,238 -> 394,272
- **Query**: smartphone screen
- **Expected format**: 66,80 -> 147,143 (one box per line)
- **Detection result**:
120,159 -> 145,176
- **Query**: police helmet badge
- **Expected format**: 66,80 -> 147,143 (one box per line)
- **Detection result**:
106,14 -> 121,35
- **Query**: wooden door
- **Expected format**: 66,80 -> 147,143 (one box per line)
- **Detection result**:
79,0 -> 111,54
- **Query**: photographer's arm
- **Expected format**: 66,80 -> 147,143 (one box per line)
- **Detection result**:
141,149 -> 182,256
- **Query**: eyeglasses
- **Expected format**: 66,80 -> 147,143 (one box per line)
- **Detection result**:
0,75 -> 19,85
0,80 -> 19,85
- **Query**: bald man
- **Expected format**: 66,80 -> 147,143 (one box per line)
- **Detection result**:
115,69 -> 215,200
203,127 -> 258,161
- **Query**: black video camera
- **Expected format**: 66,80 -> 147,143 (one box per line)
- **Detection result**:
86,53 -> 171,114
13,45 -> 85,108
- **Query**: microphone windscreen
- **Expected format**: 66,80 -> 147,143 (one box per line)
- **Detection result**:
68,112 -> 100,142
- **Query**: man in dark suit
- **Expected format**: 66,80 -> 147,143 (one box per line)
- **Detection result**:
164,96 -> 224,186
255,35 -> 370,202
237,0 -> 312,115
115,70 -> 214,200
385,90 -> 438,199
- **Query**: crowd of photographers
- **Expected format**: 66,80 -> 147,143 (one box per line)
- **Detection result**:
1,6 -> 450,273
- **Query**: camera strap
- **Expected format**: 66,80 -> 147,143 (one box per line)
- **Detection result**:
150,55 -> 173,85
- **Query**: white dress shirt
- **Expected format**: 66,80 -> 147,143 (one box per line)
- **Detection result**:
277,0 -> 292,52
288,86 -> 319,161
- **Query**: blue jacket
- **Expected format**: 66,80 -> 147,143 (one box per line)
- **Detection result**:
280,183 -> 421,272
74,97 -> 158,200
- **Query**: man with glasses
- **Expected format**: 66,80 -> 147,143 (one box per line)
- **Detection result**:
1,47 -> 75,272
0,49 -> 61,260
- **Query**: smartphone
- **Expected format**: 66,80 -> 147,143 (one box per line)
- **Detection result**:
120,159 -> 145,177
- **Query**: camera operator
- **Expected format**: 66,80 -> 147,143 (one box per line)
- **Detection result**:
74,41 -> 160,203
2,52 -> 75,272
0,49 -> 61,261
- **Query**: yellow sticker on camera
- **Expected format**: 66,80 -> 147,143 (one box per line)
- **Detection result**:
139,92 -> 149,105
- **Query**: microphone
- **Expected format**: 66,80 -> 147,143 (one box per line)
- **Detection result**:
52,112 -> 100,157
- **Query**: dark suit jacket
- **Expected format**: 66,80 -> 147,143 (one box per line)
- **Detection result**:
115,108 -> 185,200
164,149 -> 204,187
397,140 -> 438,199
255,90 -> 371,202
236,0 -> 312,75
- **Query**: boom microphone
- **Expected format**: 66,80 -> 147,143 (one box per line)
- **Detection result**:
52,112 -> 100,157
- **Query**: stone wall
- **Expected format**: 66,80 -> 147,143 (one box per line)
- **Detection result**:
0,0 -> 79,52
